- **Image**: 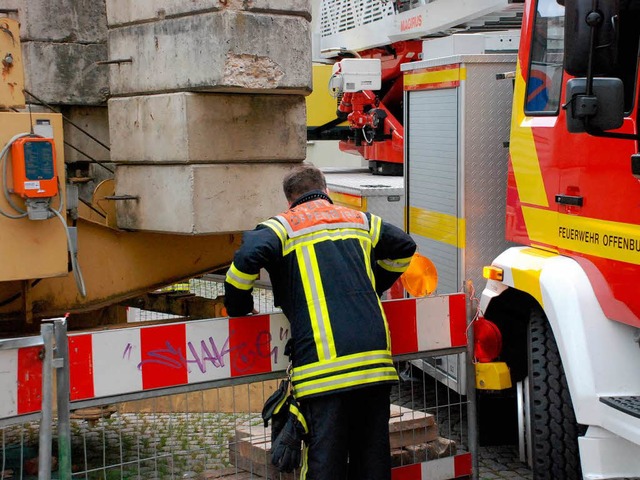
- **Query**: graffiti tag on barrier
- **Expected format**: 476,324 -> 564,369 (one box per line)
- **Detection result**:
124,326 -> 290,375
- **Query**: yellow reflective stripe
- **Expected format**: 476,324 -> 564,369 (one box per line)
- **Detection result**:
297,245 -> 337,361
273,393 -> 289,415
377,295 -> 392,351
276,213 -> 369,239
300,444 -> 309,480
261,218 -> 287,245
359,238 -> 376,288
293,367 -> 398,398
283,228 -> 371,256
289,402 -> 308,434
377,256 -> 412,273
292,350 -> 393,380
225,263 -> 258,291
510,60 -> 549,207
370,214 -> 382,247
523,206 -> 640,265
409,206 -> 466,248
330,191 -> 366,210
404,66 -> 466,88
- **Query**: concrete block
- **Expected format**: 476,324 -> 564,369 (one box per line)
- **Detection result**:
108,93 -> 306,163
105,0 -> 310,27
115,163 -> 297,233
12,0 -> 107,43
62,106 -> 110,162
22,41 -> 109,105
108,11 -> 311,96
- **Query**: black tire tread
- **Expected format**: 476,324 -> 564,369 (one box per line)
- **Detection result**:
529,309 -> 584,480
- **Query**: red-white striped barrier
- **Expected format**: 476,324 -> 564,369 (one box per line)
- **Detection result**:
0,345 -> 43,419
0,294 -> 467,416
67,312 -> 292,402
392,453 -> 472,480
385,294 -> 467,354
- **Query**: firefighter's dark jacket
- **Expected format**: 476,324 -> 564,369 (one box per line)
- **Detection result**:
224,191 -> 417,399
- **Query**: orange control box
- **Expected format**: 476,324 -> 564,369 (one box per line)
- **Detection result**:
10,137 -> 58,198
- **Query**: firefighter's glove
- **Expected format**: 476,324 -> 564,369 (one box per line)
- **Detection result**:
261,379 -> 289,428
271,398 -> 308,473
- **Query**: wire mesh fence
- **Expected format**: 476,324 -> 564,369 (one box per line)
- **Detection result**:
0,358 -> 470,479
1,423 -> 47,479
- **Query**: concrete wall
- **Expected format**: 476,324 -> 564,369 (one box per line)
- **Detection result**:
108,1 -> 312,234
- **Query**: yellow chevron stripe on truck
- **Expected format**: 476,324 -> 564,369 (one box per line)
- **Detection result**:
509,61 -> 549,207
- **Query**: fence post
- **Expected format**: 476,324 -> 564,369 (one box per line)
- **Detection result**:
465,280 -> 479,480
38,323 -> 54,480
54,318 -> 72,477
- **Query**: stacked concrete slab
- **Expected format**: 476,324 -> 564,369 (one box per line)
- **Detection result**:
107,0 -> 311,234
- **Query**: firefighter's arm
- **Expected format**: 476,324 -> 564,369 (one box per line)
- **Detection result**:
372,216 -> 417,295
224,223 -> 281,317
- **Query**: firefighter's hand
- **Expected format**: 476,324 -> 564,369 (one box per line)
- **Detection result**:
271,415 -> 304,473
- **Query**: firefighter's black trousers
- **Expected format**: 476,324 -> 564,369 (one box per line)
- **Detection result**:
299,384 -> 392,480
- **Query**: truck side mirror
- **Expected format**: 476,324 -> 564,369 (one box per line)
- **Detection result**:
564,0 -> 619,76
565,77 -> 624,133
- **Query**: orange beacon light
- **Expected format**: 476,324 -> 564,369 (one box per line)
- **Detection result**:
10,137 -> 58,198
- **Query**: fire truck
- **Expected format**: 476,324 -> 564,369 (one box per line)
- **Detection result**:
314,0 -> 640,479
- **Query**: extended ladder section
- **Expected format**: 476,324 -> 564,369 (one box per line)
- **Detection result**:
319,0 -> 523,54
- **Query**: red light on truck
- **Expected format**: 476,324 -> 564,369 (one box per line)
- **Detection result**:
10,137 -> 58,199
474,316 -> 503,363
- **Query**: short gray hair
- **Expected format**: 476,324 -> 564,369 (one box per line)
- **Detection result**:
282,164 -> 327,202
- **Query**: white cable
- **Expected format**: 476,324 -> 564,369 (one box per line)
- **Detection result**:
362,125 -> 374,144
49,207 -> 87,298
0,132 -> 33,218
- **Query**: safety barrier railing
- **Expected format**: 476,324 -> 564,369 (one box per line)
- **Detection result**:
0,324 -> 54,480
1,293 -> 477,479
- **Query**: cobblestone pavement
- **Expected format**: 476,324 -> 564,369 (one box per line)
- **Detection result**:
478,445 -> 532,480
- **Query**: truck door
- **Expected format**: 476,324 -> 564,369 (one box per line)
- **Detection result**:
553,1 -> 640,326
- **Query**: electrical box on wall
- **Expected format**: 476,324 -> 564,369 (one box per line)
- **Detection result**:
11,138 -> 59,198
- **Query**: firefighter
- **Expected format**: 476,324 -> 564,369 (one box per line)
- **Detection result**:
224,164 -> 416,480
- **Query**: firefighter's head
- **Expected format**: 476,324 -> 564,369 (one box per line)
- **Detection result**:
283,164 -> 328,205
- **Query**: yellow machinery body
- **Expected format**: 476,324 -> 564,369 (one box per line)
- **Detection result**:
0,113 -> 68,282
0,18 -> 25,109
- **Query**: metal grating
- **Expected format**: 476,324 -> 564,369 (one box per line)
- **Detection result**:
320,0 -> 395,38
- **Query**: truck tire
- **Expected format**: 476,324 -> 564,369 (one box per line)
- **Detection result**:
528,309 -> 584,479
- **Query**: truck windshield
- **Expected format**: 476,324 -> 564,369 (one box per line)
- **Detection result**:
525,0 -> 564,115
615,0 -> 640,113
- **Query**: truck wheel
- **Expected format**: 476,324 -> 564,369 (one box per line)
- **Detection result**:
528,309 -> 584,479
